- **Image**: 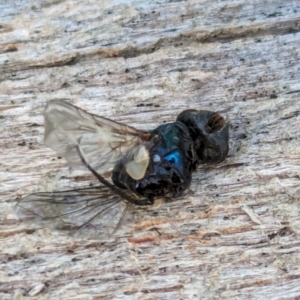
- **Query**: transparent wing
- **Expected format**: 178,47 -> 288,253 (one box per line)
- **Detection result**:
44,100 -> 151,175
15,186 -> 135,236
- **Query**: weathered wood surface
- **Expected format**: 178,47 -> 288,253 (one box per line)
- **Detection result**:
1,0 -> 300,299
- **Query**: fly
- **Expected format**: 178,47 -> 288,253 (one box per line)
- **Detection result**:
15,100 -> 229,234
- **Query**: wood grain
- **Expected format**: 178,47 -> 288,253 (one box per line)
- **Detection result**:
1,0 -> 300,299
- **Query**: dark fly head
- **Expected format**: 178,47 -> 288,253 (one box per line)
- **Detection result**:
177,109 -> 229,164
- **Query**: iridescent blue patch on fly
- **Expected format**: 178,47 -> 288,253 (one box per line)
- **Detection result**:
150,123 -> 188,175
164,150 -> 180,165
164,150 -> 182,171
161,126 -> 181,148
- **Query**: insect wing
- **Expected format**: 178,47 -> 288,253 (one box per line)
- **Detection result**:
15,186 -> 131,235
44,100 -> 151,175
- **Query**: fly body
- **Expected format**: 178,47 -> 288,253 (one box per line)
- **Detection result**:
16,100 -> 229,233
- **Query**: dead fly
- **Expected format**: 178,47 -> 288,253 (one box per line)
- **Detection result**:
15,100 -> 229,234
